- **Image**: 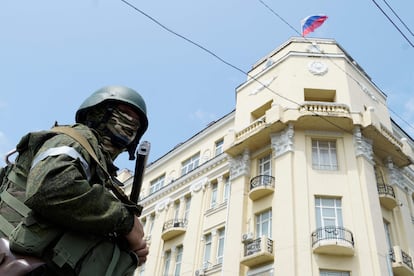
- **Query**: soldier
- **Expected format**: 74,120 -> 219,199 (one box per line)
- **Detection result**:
0,85 -> 149,275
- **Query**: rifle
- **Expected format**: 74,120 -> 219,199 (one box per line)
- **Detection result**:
129,141 -> 151,216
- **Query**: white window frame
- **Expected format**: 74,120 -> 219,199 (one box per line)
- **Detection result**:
258,154 -> 272,176
256,209 -> 272,238
173,201 -> 180,220
163,250 -> 171,276
320,270 -> 350,276
215,139 -> 224,156
223,177 -> 230,202
312,139 -> 338,170
203,233 -> 212,269
174,246 -> 183,276
315,197 -> 343,229
217,228 -> 225,264
181,153 -> 200,175
150,174 -> 165,194
210,183 -> 218,208
184,196 -> 191,220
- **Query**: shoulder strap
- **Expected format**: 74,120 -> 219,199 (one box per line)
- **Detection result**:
51,126 -> 102,171
50,126 -> 140,214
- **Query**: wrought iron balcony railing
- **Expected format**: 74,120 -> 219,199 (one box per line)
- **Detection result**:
390,246 -> 414,271
377,184 -> 396,198
162,218 -> 187,231
311,226 -> 354,247
250,175 -> 275,190
243,236 -> 274,257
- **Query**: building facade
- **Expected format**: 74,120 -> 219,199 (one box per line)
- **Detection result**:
120,37 -> 414,276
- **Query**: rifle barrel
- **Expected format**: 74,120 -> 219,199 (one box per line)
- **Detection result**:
130,141 -> 150,204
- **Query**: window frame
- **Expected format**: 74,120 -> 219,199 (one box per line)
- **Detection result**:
181,153 -> 200,175
312,139 -> 338,171
256,209 -> 272,239
215,139 -> 224,156
150,174 -> 165,194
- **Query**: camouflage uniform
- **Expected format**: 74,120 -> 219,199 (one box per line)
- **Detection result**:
2,124 -> 138,276
1,85 -> 149,275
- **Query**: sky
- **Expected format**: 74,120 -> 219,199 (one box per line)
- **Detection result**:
1,0 -> 413,172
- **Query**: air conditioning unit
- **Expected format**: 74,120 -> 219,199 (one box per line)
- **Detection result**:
242,232 -> 254,242
195,269 -> 205,276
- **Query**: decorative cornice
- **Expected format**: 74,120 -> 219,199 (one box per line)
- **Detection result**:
155,197 -> 172,213
190,177 -> 208,194
140,153 -> 228,207
271,124 -> 294,158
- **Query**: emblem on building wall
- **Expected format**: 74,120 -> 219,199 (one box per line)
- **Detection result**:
308,61 -> 328,76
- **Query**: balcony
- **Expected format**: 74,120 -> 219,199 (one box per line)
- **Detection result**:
377,184 -> 398,210
391,246 -> 414,276
161,219 -> 187,241
299,102 -> 350,115
240,235 -> 274,267
249,175 -> 275,200
311,226 -> 355,256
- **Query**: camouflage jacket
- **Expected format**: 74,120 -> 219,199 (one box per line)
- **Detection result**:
2,124 -> 133,238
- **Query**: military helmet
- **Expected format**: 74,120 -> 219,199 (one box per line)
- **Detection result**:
76,85 -> 148,160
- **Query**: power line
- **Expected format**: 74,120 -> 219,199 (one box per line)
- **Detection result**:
120,0 -> 354,136
120,0 -> 412,163
258,0 -> 299,35
381,0 -> 414,37
371,0 -> 414,47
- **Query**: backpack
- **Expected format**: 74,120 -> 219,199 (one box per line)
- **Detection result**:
0,130 -> 58,238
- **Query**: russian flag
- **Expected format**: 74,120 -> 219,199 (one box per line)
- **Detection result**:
301,15 -> 328,36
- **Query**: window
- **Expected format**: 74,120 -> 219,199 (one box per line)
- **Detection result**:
210,183 -> 218,208
184,196 -> 191,220
223,177 -> 230,202
374,166 -> 386,185
304,88 -> 336,102
173,201 -> 180,220
258,154 -> 272,176
384,221 -> 393,251
163,250 -> 171,276
217,228 -> 225,264
150,174 -> 165,194
247,264 -> 274,276
203,233 -> 212,269
181,153 -> 200,175
320,270 -> 349,276
148,213 -> 155,234
312,139 -> 338,170
215,139 -> 224,156
315,197 -> 343,229
174,246 -> 183,276
256,209 -> 272,238
138,264 -> 145,276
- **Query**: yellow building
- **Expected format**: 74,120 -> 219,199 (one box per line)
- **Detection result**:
120,37 -> 414,276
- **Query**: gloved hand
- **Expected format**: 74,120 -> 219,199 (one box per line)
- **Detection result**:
125,216 -> 149,266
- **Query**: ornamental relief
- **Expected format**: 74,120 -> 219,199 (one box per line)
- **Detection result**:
353,127 -> 374,164
271,124 -> 294,158
229,149 -> 250,180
